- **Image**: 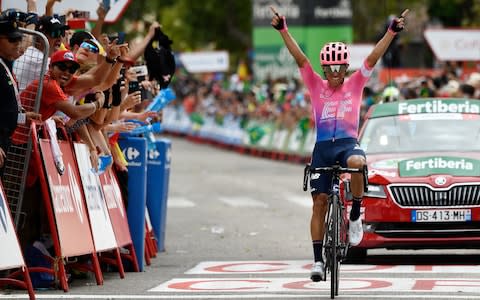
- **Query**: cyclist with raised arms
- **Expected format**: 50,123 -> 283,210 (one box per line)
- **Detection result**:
271,6 -> 409,282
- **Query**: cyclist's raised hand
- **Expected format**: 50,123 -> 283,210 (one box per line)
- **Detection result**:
389,9 -> 409,33
270,6 -> 287,32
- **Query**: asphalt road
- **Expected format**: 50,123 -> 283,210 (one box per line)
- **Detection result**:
3,136 -> 480,299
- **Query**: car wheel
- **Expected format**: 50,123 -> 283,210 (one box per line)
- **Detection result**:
345,247 -> 367,263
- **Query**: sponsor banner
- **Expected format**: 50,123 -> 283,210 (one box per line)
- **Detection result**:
74,143 -> 117,252
0,183 -> 25,270
398,156 -> 480,177
99,168 -> 132,247
178,51 -> 229,73
253,0 -> 352,26
424,29 -> 480,61
40,139 -> 95,257
253,0 -> 353,79
371,98 -> 480,118
253,43 -> 301,81
1,0 -> 131,23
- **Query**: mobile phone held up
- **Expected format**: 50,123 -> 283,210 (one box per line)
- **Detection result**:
129,81 -> 141,93
102,0 -> 111,11
108,32 -> 126,44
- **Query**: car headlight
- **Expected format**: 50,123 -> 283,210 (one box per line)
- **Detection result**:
364,184 -> 387,199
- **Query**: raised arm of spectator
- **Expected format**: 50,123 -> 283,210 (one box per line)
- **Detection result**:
65,44 -> 119,95
365,9 -> 409,69
270,6 -> 308,68
54,92 -> 104,120
23,0 -> 39,32
95,43 -> 129,91
91,3 -> 107,41
126,21 -> 160,61
45,0 -> 61,17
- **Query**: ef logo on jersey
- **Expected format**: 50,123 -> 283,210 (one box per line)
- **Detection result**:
321,99 -> 353,120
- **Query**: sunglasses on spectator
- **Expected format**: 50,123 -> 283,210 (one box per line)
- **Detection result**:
0,36 -> 22,43
323,64 -> 348,73
80,41 -> 99,54
54,62 -> 79,74
49,29 -> 66,38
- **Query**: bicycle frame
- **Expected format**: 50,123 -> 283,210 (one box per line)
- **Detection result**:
303,164 -> 368,299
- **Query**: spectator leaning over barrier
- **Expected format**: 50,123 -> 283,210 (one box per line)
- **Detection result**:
0,16 -> 41,177
14,15 -> 70,92
271,6 -> 409,282
13,50 -> 105,170
66,36 -> 130,172
19,50 -> 104,127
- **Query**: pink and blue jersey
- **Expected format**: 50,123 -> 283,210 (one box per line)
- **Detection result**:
300,61 -> 373,142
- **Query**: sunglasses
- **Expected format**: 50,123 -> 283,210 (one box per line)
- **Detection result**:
54,62 -> 79,74
0,35 -> 22,43
80,41 -> 99,54
324,64 -> 348,73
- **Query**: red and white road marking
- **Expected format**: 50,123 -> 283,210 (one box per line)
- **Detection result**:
147,260 -> 480,295
185,260 -> 480,274
149,277 -> 480,293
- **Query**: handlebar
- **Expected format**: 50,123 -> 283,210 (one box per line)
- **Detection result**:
303,164 -> 369,193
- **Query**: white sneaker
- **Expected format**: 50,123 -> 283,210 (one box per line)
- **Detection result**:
310,261 -> 325,282
348,218 -> 364,246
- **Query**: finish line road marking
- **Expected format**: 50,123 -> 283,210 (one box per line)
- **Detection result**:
148,277 -> 480,293
1,295 -> 479,299
185,260 -> 480,274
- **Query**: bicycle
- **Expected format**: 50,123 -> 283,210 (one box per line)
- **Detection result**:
303,163 -> 368,299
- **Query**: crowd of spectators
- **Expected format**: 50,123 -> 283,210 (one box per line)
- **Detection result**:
170,59 -> 480,134
0,1 -> 172,282
0,1 -> 170,176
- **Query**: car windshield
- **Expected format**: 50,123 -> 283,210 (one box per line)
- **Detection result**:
359,113 -> 480,154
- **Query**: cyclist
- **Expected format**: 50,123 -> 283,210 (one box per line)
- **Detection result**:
271,6 -> 408,282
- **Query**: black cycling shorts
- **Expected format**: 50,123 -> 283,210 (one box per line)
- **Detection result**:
310,138 -> 365,195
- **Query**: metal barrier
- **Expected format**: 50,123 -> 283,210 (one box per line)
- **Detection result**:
3,28 -> 49,227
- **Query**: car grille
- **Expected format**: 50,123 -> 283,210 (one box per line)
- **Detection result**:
389,184 -> 480,207
373,222 -> 480,239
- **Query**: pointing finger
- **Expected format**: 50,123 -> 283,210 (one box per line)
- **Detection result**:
270,6 -> 279,16
400,9 -> 409,18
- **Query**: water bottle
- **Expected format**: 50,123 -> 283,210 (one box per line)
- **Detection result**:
127,122 -> 162,136
146,88 -> 176,112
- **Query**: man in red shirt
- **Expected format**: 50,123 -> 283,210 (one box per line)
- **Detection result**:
20,50 -> 104,122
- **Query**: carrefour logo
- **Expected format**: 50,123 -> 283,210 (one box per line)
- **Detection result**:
398,100 -> 480,114
399,156 -> 480,177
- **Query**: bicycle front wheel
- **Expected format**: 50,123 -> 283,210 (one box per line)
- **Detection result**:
329,195 -> 340,299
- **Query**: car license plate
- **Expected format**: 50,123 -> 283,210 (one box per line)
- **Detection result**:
412,209 -> 471,222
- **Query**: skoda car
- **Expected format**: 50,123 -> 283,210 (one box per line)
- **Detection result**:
348,98 -> 480,260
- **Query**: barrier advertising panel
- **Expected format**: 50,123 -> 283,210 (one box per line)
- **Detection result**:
99,168 -> 132,247
73,143 -> 118,252
0,183 -> 35,299
0,183 -> 26,269
39,139 -> 95,257
118,137 -> 148,271
146,139 -> 171,251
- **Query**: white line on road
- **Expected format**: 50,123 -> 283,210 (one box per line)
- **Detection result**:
285,194 -> 311,208
168,197 -> 196,208
219,197 -> 268,208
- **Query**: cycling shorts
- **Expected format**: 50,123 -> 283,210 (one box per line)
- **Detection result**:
309,138 -> 365,195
